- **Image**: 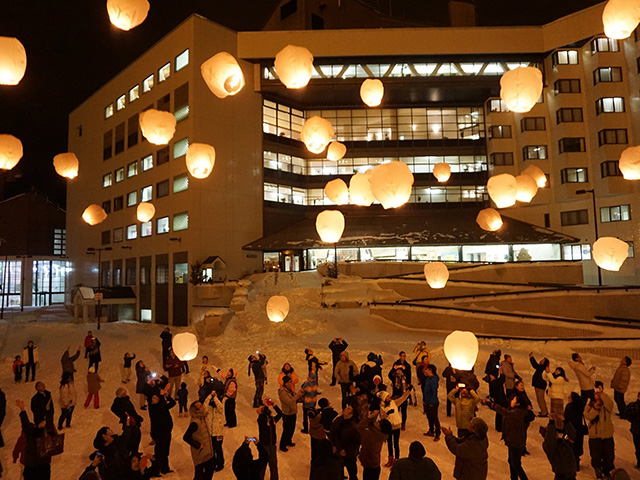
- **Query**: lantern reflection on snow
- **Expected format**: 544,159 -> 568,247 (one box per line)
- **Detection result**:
444,330 -> 479,371
316,210 -> 345,243
0,134 -> 23,170
499,66 -> 543,113
139,109 -> 176,145
185,143 -> 216,179
106,0 -> 150,31
201,52 -> 245,98
360,79 -> 384,107
266,295 -> 290,323
424,262 -> 449,289
82,204 -> 108,226
0,37 -> 27,85
593,237 -> 629,271
172,332 -> 199,361
301,116 -> 334,154
369,161 -> 414,209
274,45 -> 314,89
324,178 -> 349,205
53,153 -> 79,179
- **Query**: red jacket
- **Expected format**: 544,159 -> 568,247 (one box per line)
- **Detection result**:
164,356 -> 184,378
84,335 -> 93,348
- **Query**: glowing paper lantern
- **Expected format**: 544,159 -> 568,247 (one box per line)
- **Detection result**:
106,0 -> 150,31
301,116 -> 334,154
515,174 -> 538,203
369,161 -> 414,209
500,66 -> 543,113
433,162 -> 451,183
602,0 -> 640,39
172,332 -> 199,361
324,179 -> 349,205
349,173 -> 375,206
185,143 -> 216,179
360,79 -> 384,107
444,330 -> 479,371
266,295 -> 289,323
316,210 -> 345,243
53,153 -> 79,179
521,164 -> 547,188
476,208 -> 503,232
0,134 -> 23,170
201,52 -> 245,99
139,109 -> 176,145
82,204 -> 107,226
274,45 -> 314,89
136,202 -> 155,222
487,173 -> 518,208
424,262 -> 449,289
619,146 -> 640,180
0,37 -> 27,85
593,237 -> 629,271
327,141 -> 347,161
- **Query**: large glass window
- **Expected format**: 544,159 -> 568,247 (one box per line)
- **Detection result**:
174,82 -> 189,122
513,244 -> 561,261
173,138 -> 189,158
558,138 -> 585,153
596,97 -> 625,114
141,154 -> 153,172
601,160 -> 622,177
600,204 -> 630,222
563,244 -> 592,261
598,129 -> 628,145
104,103 -> 114,119
102,173 -> 112,188
554,79 -> 581,94
523,145 -> 547,160
0,260 -> 21,307
32,260 -> 68,307
488,125 -> 511,139
116,94 -> 126,111
552,50 -> 579,65
591,37 -> 620,53
462,245 -> 510,262
143,74 -> 154,93
593,67 -> 622,84
141,221 -> 152,237
411,246 -> 460,262
53,229 -> 66,255
127,191 -> 137,207
115,167 -> 124,183
129,85 -> 140,103
127,161 -> 138,177
141,185 -> 152,202
556,108 -> 583,124
126,224 -> 137,240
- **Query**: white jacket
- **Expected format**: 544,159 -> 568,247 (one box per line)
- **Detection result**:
569,361 -> 595,391
543,372 -> 568,400
60,382 -> 77,408
206,394 -> 225,437
23,346 -> 39,364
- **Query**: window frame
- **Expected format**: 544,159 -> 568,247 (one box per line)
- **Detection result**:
556,107 -> 583,124
558,137 -> 586,154
560,167 -> 588,184
520,117 -> 545,132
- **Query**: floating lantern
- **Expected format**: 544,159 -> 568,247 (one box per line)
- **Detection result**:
139,109 -> 176,145
185,143 -> 216,179
500,66 -> 543,113
487,173 -> 518,208
0,134 -> 23,170
619,146 -> 640,180
201,52 -> 245,98
521,164 -> 547,188
369,161 -> 414,209
476,208 -> 503,232
444,331 -> 479,371
515,174 -> 538,203
266,295 -> 290,323
360,79 -> 384,107
106,0 -> 150,31
53,153 -> 79,179
274,45 -> 314,89
0,37 -> 27,85
433,162 -> 451,183
172,332 -> 199,361
316,210 -> 345,243
424,262 -> 449,289
82,204 -> 107,226
593,237 -> 629,271
324,178 -> 349,205
602,0 -> 640,39
349,172 -> 375,206
301,116 -> 334,154
136,202 -> 155,222
327,141 -> 347,161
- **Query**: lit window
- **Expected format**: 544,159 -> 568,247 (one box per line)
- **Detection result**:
552,50 -> 579,66
141,221 -> 152,237
102,173 -> 112,188
104,104 -> 114,119
486,99 -> 508,112
143,74 -> 154,93
113,227 -> 124,243
173,212 -> 188,231
174,263 -> 188,283
129,85 -> 140,103
141,309 -> 152,322
126,224 -> 137,240
141,154 -> 153,172
141,185 -> 152,202
560,167 -> 588,183
563,244 -> 592,260
174,82 -> 189,122
127,191 -> 137,207
523,145 -> 547,160
591,37 -> 620,54
157,216 -> 169,234
173,138 -> 189,158
116,94 -> 126,111
173,173 -> 189,193
115,167 -> 124,182
127,161 -> 138,177
175,49 -> 189,72
596,97 -> 625,114
593,67 -> 622,84
600,205 -> 631,223
158,62 -> 171,83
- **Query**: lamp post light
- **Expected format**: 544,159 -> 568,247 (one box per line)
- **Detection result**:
86,246 -> 112,330
576,188 -> 601,286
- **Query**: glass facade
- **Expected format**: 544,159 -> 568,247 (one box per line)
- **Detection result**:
32,260 -> 69,307
0,260 -> 22,308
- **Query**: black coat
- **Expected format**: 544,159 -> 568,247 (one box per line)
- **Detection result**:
309,440 -> 344,480
111,396 -> 144,426
543,420 -> 577,477
249,356 -> 266,381
94,429 -> 132,480
30,390 -> 54,425
329,416 -> 361,459
389,456 -> 442,480
492,405 -> 528,448
257,406 -> 282,446
0,387 -> 5,447
442,366 -> 458,392
529,357 -> 548,390
391,359 -> 412,385
135,366 -> 149,395
232,443 -> 268,480
159,331 -> 172,351
320,406 -> 338,433
328,340 -> 348,362
148,396 -> 176,439
19,410 -> 51,469
484,353 -> 501,378
488,376 -> 508,407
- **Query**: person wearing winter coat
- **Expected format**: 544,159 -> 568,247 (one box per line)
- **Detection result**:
488,373 -> 508,432
183,400 -> 215,480
329,338 -> 349,386
13,355 -> 24,383
257,400 -> 283,480
335,351 -> 358,409
484,349 -> 501,380
412,342 -> 430,371
224,368 -> 238,427
563,392 -> 585,472
542,416 -> 578,480
584,391 -> 615,479
391,351 -> 412,390
88,337 -> 102,372
318,397 -> 338,433
305,348 -> 327,378
61,346 -> 81,380
84,366 -> 104,408
84,331 -> 93,359
278,376 -> 303,451
544,367 -> 569,417
58,372 -> 77,430
442,364 -> 458,417
447,386 -> 481,437
488,394 -> 531,480
232,439 -> 269,480
301,371 -> 319,434
329,404 -> 361,480
277,363 -> 299,388
149,392 -> 176,474
0,387 -> 5,448
360,352 -> 383,387
30,381 -> 54,426
206,392 -> 225,471
529,353 -> 549,418
307,407 -> 327,461
623,391 -> 640,468
111,387 -> 144,453
93,425 -> 135,480
159,328 -> 172,363
122,352 -> 136,384
309,438 -> 344,480
357,410 -> 391,480
389,441 -> 442,480
611,356 -> 631,416
23,340 -> 38,382
422,364 -> 441,440
134,361 -> 150,410
249,353 -> 267,408
442,417 -> 489,480
389,361 -> 411,429
379,388 -> 412,467
198,355 -> 210,387
501,355 -> 521,398
16,399 -> 52,480
163,349 -> 184,398
569,353 -> 596,403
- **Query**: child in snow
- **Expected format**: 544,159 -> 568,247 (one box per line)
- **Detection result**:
177,382 -> 188,417
122,352 -> 136,384
13,355 -> 23,383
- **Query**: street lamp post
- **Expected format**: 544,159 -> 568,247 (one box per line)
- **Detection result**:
86,246 -> 112,330
576,188 -> 601,286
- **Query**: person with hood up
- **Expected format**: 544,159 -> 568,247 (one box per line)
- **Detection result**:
329,338 -> 349,386
447,385 -> 481,437
232,438 -> 268,480
357,409 -> 391,480
23,340 -> 38,382
183,400 -> 215,480
224,368 -> 238,427
148,391 -> 176,475
277,363 -> 298,388
569,353 -> 596,403
389,441 -> 441,480
61,345 -> 82,380
31,381 -> 54,426
529,353 -> 550,418
58,372 -> 77,430
111,387 -> 144,454
93,425 -> 134,480
541,415 -> 577,480
84,366 -> 104,408
544,366 -> 569,417
610,356 -> 631,416
329,404 -> 361,480
584,390 -> 615,479
309,438 -> 344,480
249,353 -> 267,408
379,387 -> 412,467
442,417 -> 489,480
16,399 -> 52,480
501,355 -> 521,399
335,351 -> 358,409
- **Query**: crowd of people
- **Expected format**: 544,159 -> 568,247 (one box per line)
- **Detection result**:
1,331 -> 639,480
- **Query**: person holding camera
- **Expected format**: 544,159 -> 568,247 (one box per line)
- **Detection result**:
541,415 -> 577,480
257,399 -> 283,480
78,452 -> 103,480
569,353 -> 596,404
584,390 -> 615,479
529,353 -> 550,418
447,384 -> 481,438
232,437 -> 268,480
249,353 -> 267,408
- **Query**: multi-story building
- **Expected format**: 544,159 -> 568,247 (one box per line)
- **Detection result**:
68,2 -> 640,326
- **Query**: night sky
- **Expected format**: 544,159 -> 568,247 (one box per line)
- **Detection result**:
0,0 -> 604,206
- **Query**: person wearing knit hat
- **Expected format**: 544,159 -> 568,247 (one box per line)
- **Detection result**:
389,441 -> 442,480
84,366 -> 104,409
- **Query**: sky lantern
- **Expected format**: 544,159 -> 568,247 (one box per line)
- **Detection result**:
593,237 -> 629,271
301,116 -> 334,154
136,202 -> 155,222
360,79 -> 384,107
274,45 -> 314,89
266,295 -> 290,323
602,0 -> 640,39
327,141 -> 347,161
139,109 -> 176,145
424,262 -> 449,289
487,173 -> 518,208
369,161 -> 414,209
185,143 -> 216,179
619,146 -> 640,180
0,37 -> 27,85
106,0 -> 150,31
521,164 -> 547,188
316,210 -> 345,243
476,208 -> 503,232
201,52 -> 245,98
324,178 -> 349,205
349,172 -> 375,206
53,153 -> 79,179
515,174 -> 538,203
172,332 -> 199,361
499,66 -> 543,113
82,204 -> 107,226
0,134 -> 23,170
433,162 -> 451,183
444,331 -> 479,371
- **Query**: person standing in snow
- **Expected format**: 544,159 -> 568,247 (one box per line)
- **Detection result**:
13,354 -> 24,383
484,349 -> 501,381
329,338 -> 349,386
135,360 -> 150,410
623,391 -> 640,469
257,400 -> 283,480
379,388 -> 412,467
569,353 -> 596,403
278,375 -> 303,452
329,404 -> 361,480
61,345 -> 82,381
305,349 -> 327,381
85,366 -> 104,409
206,391 -> 226,472
544,366 -> 569,417
93,426 -> 134,480
422,364 -> 441,441
360,352 -> 383,387
357,409 -> 391,480
111,387 -> 144,454
447,385 -> 481,438
160,328 -> 172,363
121,352 -> 136,384
149,391 -> 176,475
529,353 -> 549,418
488,371 -> 508,432
249,353 -> 267,408
541,415 -> 578,480
16,399 -> 52,480
563,392 -> 586,472
198,355 -> 210,387
163,349 -> 184,398
584,390 -> 615,479
30,381 -> 54,425
389,441 -> 442,480
177,382 -> 189,418
442,363 -> 458,418
335,351 -> 358,409
224,369 -> 238,427
88,337 -> 102,372
501,355 -> 521,399
389,360 -> 411,430
277,363 -> 298,389
301,371 -> 319,434
84,331 -> 93,359
23,340 -> 38,382
183,400 -> 215,480
442,417 -> 489,480
610,356 -> 631,416
57,372 -> 77,430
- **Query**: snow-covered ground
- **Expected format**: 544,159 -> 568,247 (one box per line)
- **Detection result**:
0,271 -> 639,479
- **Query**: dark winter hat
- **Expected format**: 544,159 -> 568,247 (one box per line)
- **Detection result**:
408,441 -> 426,459
504,354 -> 511,361
470,418 -> 488,437
624,356 -> 632,366
379,419 -> 392,435
367,352 -> 377,361
318,398 -> 329,408
93,427 -> 109,450
610,469 -> 631,480
181,382 -> 187,389
282,375 -> 292,385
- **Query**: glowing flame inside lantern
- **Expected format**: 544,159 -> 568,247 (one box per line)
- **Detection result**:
266,295 -> 290,323
172,332 -> 199,361
444,330 -> 479,371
